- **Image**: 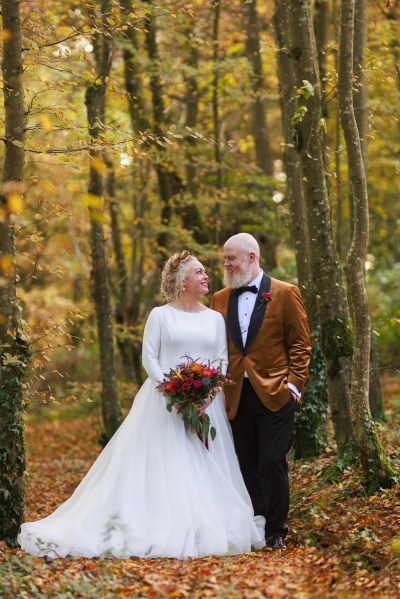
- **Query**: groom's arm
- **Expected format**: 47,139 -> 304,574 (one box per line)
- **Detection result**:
284,285 -> 312,396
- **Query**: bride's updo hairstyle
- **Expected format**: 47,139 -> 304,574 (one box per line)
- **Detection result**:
161,250 -> 195,302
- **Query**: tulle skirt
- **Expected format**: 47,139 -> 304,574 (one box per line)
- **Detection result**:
18,378 -> 265,559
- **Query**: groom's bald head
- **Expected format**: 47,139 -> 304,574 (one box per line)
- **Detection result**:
224,233 -> 260,259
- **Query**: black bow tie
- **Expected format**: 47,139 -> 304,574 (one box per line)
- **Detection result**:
235,285 -> 258,296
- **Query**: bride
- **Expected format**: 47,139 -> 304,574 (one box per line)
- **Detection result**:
18,250 -> 265,558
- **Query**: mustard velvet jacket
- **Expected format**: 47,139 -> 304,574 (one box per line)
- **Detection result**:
211,275 -> 312,419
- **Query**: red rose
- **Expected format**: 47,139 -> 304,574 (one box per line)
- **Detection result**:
181,382 -> 190,391
257,292 -> 272,310
165,382 -> 175,392
193,379 -> 202,388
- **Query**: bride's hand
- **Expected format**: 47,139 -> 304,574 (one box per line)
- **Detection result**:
197,395 -> 212,415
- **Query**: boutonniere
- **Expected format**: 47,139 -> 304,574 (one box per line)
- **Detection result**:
257,292 -> 272,310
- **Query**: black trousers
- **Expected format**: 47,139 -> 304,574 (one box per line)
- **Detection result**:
230,378 -> 295,538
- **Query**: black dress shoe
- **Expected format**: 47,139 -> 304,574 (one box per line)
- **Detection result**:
266,535 -> 287,550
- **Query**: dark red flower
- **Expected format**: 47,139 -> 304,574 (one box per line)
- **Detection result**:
257,291 -> 272,310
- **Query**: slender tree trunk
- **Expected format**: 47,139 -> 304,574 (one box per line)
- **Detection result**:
104,156 -> 133,382
244,0 -> 273,175
332,0 -> 347,260
274,0 -> 328,459
212,0 -> 222,193
85,1 -> 122,445
184,42 -> 199,197
143,0 -> 176,258
120,0 -> 149,134
177,38 -> 210,243
244,0 -> 278,271
339,0 -> 394,490
352,0 -> 385,419
209,0 -> 223,294
287,0 -> 353,450
314,0 -> 329,117
0,0 -> 30,545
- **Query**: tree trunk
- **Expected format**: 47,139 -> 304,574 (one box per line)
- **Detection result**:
184,41 -> 199,197
120,0 -> 149,134
274,0 -> 328,459
339,0 -> 395,490
0,0 -> 30,545
212,0 -> 222,195
314,0 -> 329,118
177,37 -> 210,243
244,0 -> 278,272
85,1 -> 122,445
143,0 -> 175,259
287,0 -> 353,450
244,0 -> 273,176
104,156 -> 134,382
352,0 -> 385,419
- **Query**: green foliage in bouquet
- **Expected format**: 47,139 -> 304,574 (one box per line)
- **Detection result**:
157,355 -> 235,444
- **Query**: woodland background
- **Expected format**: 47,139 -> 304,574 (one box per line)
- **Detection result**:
0,0 -> 400,597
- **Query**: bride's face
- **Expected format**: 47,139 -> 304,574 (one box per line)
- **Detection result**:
181,259 -> 209,298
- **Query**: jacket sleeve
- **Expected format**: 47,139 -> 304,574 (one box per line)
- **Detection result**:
284,286 -> 312,393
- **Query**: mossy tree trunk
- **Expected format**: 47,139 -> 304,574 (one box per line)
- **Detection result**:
287,0 -> 353,450
0,0 -> 30,545
339,0 -> 395,490
273,0 -> 328,459
85,1 -> 122,445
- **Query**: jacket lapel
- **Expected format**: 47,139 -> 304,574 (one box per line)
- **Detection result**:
245,274 -> 271,350
227,289 -> 244,353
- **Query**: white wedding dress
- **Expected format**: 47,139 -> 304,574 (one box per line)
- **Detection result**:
18,305 -> 264,559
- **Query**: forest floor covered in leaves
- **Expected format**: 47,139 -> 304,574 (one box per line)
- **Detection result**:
1,376 -> 400,598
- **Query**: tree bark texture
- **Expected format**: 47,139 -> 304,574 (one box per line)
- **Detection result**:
85,1 -> 122,444
120,0 -> 149,134
339,0 -> 395,489
274,0 -> 328,459
313,0 -> 329,118
177,37 -> 210,243
212,0 -> 222,192
0,0 -> 30,545
287,0 -> 352,450
244,0 -> 278,271
244,0 -> 273,176
352,0 -> 384,418
143,0 -> 176,258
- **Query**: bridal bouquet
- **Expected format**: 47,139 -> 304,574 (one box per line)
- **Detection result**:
157,355 -> 234,445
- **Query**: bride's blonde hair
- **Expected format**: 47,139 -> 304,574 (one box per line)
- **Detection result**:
161,250 -> 195,302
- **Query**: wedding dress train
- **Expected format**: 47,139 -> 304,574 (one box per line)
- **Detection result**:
18,306 -> 264,558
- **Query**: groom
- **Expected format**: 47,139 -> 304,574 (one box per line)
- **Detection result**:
211,233 -> 311,550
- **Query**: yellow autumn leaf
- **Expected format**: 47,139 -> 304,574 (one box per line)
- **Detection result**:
39,114 -> 53,132
90,155 -> 107,174
81,193 -> 102,209
7,194 -> 24,214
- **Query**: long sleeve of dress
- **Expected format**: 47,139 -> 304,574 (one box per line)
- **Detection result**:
142,308 -> 164,383
213,313 -> 229,376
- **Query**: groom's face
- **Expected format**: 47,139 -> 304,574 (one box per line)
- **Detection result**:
223,245 -> 252,288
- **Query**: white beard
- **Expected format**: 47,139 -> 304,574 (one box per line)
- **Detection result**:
223,266 -> 252,289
